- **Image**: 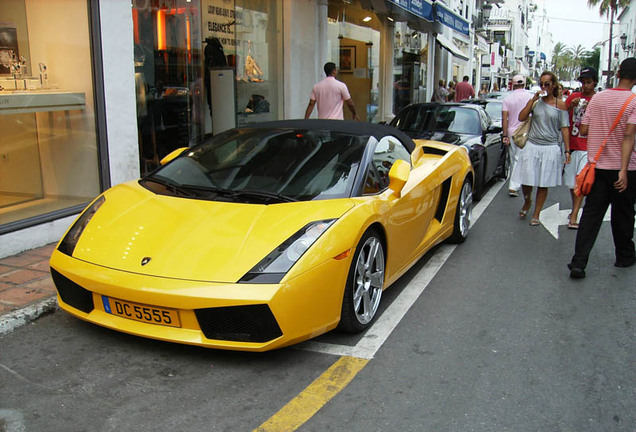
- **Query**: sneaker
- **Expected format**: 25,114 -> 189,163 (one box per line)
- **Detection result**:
508,189 -> 519,197
614,257 -> 635,268
568,263 -> 586,279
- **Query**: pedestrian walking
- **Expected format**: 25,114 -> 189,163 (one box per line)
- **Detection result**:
455,75 -> 475,101
502,74 -> 534,197
433,79 -> 449,102
479,84 -> 489,99
304,62 -> 360,120
512,71 -> 571,226
568,58 -> 636,279
447,81 -> 456,102
563,67 -> 598,229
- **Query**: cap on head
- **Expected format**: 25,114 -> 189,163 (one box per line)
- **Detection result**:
512,75 -> 524,85
578,67 -> 598,82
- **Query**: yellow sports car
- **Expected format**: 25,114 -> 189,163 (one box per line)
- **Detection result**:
50,120 -> 473,352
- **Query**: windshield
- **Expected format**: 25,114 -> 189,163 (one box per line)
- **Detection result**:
391,105 -> 481,135
141,128 -> 369,203
484,102 -> 502,120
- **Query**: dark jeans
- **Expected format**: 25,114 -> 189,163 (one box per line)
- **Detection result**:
570,168 -> 636,269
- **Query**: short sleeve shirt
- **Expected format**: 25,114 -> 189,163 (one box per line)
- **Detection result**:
565,91 -> 594,151
502,89 -> 533,135
582,88 -> 636,170
310,77 -> 351,120
527,99 -> 570,146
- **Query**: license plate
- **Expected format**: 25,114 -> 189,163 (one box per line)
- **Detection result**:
102,296 -> 181,328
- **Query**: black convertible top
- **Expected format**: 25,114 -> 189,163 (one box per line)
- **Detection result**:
241,119 -> 417,153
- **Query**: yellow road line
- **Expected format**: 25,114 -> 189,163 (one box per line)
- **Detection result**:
254,356 -> 369,432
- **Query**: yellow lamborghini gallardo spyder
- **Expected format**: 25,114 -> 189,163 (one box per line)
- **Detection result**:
50,120 -> 473,352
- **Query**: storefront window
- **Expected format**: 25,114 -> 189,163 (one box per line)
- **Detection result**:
393,22 -> 427,115
133,0 -> 282,175
327,0 -> 380,122
133,0 -> 205,175
235,0 -> 282,126
0,0 -> 100,230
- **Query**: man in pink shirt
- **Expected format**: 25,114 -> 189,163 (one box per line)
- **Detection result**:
502,74 -> 532,196
568,58 -> 636,278
304,62 -> 360,121
455,75 -> 475,101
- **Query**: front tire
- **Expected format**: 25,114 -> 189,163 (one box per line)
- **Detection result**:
447,177 -> 473,244
338,229 -> 385,333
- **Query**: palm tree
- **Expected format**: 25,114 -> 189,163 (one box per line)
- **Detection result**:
566,45 -> 591,79
588,0 -> 630,87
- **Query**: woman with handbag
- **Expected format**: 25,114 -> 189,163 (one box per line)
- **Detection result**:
511,71 -> 571,226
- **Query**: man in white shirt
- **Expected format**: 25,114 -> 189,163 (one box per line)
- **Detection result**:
304,62 -> 360,121
502,74 -> 533,196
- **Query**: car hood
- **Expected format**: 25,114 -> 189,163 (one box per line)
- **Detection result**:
70,181 -> 355,283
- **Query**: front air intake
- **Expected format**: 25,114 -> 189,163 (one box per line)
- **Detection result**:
195,304 -> 282,343
50,268 -> 95,314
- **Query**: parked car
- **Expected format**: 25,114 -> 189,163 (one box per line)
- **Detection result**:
485,91 -> 509,100
461,98 -> 503,128
389,103 -> 506,200
50,120 -> 473,352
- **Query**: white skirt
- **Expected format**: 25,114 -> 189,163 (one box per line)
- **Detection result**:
563,150 -> 588,188
511,141 -> 564,187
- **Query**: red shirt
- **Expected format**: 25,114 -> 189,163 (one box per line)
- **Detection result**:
565,91 -> 594,151
455,81 -> 475,101
581,88 -> 636,170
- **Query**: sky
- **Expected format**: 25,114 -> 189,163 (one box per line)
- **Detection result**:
542,0 -> 610,51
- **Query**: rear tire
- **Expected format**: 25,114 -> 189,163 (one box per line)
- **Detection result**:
338,229 -> 385,333
447,177 -> 473,244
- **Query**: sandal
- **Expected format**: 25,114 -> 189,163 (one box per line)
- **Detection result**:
519,199 -> 532,219
568,221 -> 579,230
530,218 -> 540,226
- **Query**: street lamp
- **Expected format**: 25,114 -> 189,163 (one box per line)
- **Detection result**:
620,33 -> 634,52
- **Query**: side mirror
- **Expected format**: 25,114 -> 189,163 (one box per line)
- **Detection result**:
160,147 -> 189,166
487,125 -> 503,134
388,159 -> 410,197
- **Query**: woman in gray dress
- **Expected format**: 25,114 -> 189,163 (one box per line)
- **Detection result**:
513,71 -> 571,226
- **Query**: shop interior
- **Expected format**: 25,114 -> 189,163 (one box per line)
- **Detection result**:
0,0 -> 99,229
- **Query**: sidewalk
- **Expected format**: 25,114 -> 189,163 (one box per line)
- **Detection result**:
0,243 -> 58,335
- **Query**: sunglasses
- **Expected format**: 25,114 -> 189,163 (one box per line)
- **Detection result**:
540,81 -> 552,87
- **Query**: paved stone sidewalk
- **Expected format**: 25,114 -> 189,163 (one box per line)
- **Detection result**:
0,243 -> 58,335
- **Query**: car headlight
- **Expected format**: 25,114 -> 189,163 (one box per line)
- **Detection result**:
239,219 -> 336,284
58,195 -> 106,256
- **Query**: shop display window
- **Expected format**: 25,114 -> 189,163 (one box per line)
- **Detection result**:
234,0 -> 282,126
393,22 -> 427,115
133,0 -> 205,175
132,0 -> 282,175
0,0 -> 100,230
327,0 -> 380,122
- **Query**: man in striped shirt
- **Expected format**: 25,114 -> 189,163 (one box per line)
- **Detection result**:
568,58 -> 636,279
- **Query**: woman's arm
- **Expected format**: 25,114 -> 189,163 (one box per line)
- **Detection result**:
519,93 -> 539,122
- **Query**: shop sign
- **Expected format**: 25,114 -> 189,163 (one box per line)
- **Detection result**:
203,0 -> 236,53
387,0 -> 435,22
433,3 -> 469,36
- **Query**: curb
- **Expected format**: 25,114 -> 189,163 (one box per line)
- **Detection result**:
0,296 -> 58,336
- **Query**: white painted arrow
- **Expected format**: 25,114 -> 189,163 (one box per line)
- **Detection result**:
539,203 -> 619,239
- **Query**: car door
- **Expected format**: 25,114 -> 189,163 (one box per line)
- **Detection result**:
363,136 -> 439,279
478,108 -> 503,181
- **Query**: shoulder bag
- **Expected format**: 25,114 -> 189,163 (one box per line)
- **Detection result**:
574,94 -> 636,197
512,100 -> 538,149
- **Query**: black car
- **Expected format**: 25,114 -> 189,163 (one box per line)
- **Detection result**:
389,103 -> 506,200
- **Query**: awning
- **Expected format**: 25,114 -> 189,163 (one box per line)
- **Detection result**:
436,34 -> 469,61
